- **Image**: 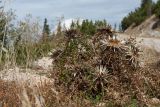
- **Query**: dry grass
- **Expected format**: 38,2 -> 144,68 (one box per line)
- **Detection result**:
0,80 -> 99,107
0,65 -> 160,107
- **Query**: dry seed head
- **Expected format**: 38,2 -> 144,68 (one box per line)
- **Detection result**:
64,29 -> 81,39
96,28 -> 113,37
78,44 -> 86,53
96,65 -> 109,75
100,38 -> 124,53
92,28 -> 114,45
108,39 -> 121,47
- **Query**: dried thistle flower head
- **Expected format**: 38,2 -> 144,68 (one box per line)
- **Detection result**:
64,29 -> 81,39
96,65 -> 108,75
96,28 -> 113,37
78,44 -> 86,53
92,28 -> 114,45
107,39 -> 121,47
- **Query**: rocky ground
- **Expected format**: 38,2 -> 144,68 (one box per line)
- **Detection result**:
0,57 -> 54,86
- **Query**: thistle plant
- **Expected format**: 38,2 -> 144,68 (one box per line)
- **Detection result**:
52,27 -> 141,103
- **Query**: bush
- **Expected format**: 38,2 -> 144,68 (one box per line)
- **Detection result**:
14,40 -> 55,66
51,28 -> 145,106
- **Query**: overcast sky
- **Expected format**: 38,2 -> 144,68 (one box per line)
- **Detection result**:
7,0 -> 158,27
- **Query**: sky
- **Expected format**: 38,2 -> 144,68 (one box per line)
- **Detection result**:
5,0 -> 158,27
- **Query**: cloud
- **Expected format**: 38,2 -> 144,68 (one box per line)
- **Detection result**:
8,0 -> 158,26
54,18 -> 83,33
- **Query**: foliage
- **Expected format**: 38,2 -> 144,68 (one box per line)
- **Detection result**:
42,18 -> 50,41
0,3 -> 16,65
8,14 -> 57,66
154,0 -> 160,17
56,20 -> 63,37
69,19 -> 111,36
0,23 -> 160,107
0,1 -> 160,106
0,15 -> 6,42
14,41 -> 53,66
121,0 -> 155,30
50,28 -> 150,106
0,1 -> 5,42
0,13 -> 55,67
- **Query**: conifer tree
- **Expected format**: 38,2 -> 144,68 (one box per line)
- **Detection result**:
0,1 -> 6,42
121,0 -> 155,30
141,0 -> 153,17
56,21 -> 62,36
154,0 -> 160,18
70,20 -> 75,29
42,18 -> 50,41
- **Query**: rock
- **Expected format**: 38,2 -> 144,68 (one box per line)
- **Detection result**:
33,57 -> 53,70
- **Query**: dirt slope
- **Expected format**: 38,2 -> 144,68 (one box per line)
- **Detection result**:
125,15 -> 160,38
117,33 -> 160,65
121,15 -> 160,64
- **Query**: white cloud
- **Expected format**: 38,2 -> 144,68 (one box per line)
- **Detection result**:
54,18 -> 83,32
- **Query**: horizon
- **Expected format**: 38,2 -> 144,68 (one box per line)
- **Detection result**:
5,0 -> 158,28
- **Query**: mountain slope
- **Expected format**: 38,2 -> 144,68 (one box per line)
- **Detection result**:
125,15 -> 160,38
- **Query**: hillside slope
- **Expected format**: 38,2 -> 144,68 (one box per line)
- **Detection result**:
117,33 -> 160,64
125,15 -> 160,38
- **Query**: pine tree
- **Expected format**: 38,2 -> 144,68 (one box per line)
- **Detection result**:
0,1 -> 5,42
154,0 -> 160,18
0,16 -> 6,42
121,0 -> 155,30
76,20 -> 81,29
0,1 -> 7,63
56,21 -> 62,36
70,20 -> 75,29
103,19 -> 107,27
42,18 -> 50,41
0,1 -> 9,49
114,23 -> 117,31
141,0 -> 153,17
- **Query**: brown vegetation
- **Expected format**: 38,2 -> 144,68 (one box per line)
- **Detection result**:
0,28 -> 160,107
51,28 -> 160,106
